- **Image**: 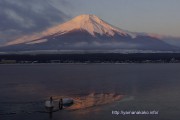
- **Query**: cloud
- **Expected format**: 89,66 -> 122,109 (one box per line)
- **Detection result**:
70,41 -> 141,49
0,0 -> 69,44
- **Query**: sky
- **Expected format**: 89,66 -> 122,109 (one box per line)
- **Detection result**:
0,0 -> 180,44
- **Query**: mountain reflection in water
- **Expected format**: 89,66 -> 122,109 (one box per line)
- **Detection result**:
53,93 -> 124,111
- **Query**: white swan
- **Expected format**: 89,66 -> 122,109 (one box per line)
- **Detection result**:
45,97 -> 54,108
45,97 -> 74,110
45,101 -> 54,108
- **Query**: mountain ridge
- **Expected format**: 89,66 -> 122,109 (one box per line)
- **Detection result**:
1,14 -> 180,52
5,14 -> 135,46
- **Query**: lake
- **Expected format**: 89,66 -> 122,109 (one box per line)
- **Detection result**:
0,63 -> 180,120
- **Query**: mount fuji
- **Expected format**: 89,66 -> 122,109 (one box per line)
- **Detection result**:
1,14 -> 179,53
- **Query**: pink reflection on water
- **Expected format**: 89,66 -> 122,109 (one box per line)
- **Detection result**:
52,93 -> 124,111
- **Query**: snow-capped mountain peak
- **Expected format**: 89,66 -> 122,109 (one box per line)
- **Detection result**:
46,14 -> 128,36
2,14 -> 179,52
6,14 -> 132,46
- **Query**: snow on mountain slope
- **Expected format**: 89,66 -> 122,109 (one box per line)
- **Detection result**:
5,14 -> 136,46
2,14 -> 179,52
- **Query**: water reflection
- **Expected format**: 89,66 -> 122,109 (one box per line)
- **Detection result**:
53,93 -> 124,111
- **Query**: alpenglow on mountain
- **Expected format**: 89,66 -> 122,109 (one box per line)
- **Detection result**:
1,14 -> 179,52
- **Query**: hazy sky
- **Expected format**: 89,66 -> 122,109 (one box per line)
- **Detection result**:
0,0 -> 180,44
63,0 -> 180,37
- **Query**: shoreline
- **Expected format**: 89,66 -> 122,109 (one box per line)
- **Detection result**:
0,62 -> 180,66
